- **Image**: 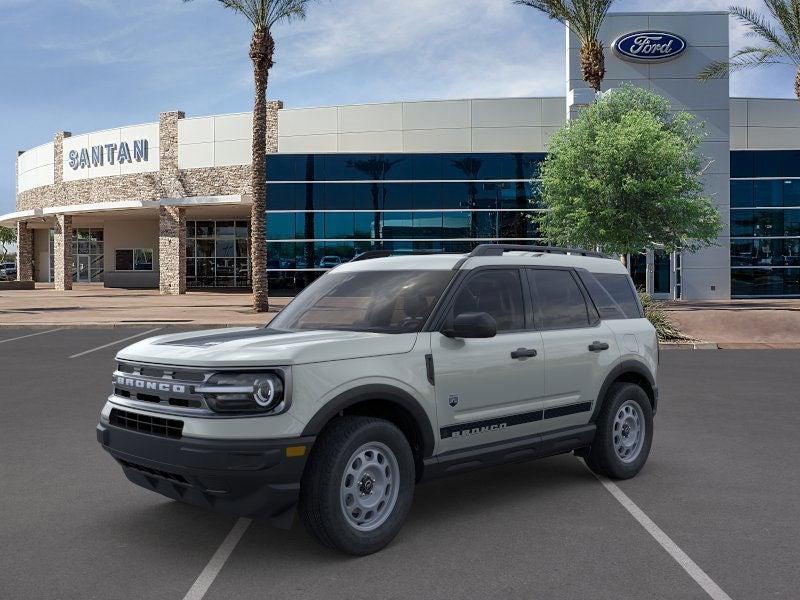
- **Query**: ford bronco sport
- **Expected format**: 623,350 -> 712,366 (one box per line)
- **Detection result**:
97,244 -> 658,555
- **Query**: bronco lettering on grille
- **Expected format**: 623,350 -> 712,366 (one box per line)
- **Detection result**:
115,376 -> 186,394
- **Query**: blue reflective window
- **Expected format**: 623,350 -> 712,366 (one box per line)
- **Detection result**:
411,183 -> 442,210
382,183 -> 413,210
267,184 -> 298,210
730,181 -> 753,208
754,151 -> 783,178
785,209 -> 800,235
730,210 -> 753,237
413,212 -> 443,237
325,213 -> 355,239
324,183 -> 353,210
294,212 -> 323,239
266,155 -> 297,181
382,212 -> 413,239
353,183 -> 379,210
730,151 -> 754,178
754,180 -> 783,207
441,183 -> 470,209
412,155 -> 442,180
783,180 -> 800,207
443,212 -> 471,237
355,213 -> 377,239
266,213 -> 295,240
732,268 -> 800,295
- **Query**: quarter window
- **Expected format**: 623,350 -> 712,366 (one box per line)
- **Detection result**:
529,269 -> 590,329
449,269 -> 525,332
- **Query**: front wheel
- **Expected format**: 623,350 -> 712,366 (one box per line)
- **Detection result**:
298,416 -> 415,555
584,382 -> 653,479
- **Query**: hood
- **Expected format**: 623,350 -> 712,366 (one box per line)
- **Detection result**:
116,326 -> 419,367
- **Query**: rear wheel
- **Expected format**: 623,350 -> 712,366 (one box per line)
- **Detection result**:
584,382 -> 653,479
298,416 -> 415,555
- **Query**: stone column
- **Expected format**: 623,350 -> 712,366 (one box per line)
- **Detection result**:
16,221 -> 34,282
159,111 -> 185,199
53,214 -> 73,291
265,100 -> 283,154
159,205 -> 186,295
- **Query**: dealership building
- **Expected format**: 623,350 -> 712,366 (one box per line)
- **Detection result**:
4,10 -> 800,299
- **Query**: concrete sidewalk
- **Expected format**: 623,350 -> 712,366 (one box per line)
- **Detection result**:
665,299 -> 800,348
0,284 -> 287,327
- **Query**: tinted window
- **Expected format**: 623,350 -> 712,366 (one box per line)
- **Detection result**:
529,269 -> 590,328
580,272 -> 642,319
269,270 -> 453,334
448,269 -> 525,332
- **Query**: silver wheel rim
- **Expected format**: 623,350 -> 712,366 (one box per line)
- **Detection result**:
340,442 -> 400,532
613,400 -> 645,463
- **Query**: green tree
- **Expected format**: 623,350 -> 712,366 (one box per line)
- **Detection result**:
0,226 -> 15,263
185,0 -> 315,311
699,2 -> 800,100
514,0 -> 615,92
537,84 -> 722,263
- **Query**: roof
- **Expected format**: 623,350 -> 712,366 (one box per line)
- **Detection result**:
334,251 -> 628,274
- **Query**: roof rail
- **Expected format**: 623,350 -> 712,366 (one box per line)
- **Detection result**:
349,249 -> 449,262
468,243 -> 608,259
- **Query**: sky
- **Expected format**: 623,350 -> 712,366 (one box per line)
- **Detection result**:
1,0 -> 797,215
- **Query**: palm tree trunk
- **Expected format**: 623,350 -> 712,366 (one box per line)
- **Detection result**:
250,29 -> 274,312
580,40 -> 605,92
796,67 -> 800,102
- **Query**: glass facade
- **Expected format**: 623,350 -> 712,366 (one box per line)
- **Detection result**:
264,153 -> 546,293
186,220 -> 251,288
731,151 -> 800,296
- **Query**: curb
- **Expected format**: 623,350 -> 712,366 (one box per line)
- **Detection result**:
661,341 -> 719,350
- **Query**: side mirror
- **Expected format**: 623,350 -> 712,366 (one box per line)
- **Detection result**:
442,312 -> 497,339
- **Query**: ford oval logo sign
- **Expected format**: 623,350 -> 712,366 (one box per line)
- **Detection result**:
613,31 -> 687,62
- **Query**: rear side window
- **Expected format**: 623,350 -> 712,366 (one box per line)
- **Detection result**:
528,269 -> 590,329
579,271 -> 642,319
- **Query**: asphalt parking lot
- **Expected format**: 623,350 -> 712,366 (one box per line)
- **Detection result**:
1,327 -> 799,600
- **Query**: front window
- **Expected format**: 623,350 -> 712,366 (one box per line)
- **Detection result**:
269,270 -> 454,334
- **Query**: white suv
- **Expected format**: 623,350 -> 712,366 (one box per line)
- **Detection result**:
97,244 -> 658,555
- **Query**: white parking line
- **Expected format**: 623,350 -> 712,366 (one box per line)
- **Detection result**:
182,518 -> 252,600
68,328 -> 162,359
592,472 -> 734,600
0,328 -> 63,345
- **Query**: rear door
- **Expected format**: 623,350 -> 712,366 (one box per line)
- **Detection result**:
431,267 -> 546,452
526,268 -> 620,431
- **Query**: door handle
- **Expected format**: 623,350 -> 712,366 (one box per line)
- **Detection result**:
588,341 -> 610,352
511,348 -> 538,359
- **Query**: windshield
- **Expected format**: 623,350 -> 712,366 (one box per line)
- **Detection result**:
269,270 -> 454,334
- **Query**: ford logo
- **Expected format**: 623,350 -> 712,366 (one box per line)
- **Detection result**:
613,31 -> 686,62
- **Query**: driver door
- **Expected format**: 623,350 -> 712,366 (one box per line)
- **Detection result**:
431,267 -> 546,453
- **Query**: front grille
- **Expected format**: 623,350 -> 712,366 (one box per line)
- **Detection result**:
113,362 -> 211,412
109,408 -> 183,439
118,459 -> 189,484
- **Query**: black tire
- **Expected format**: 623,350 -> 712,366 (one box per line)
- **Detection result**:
584,382 -> 653,479
298,415 -> 415,556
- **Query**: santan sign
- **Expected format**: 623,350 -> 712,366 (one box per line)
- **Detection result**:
67,139 -> 149,170
613,31 -> 687,62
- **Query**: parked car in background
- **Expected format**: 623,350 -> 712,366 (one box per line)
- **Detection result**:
0,262 -> 16,280
319,255 -> 343,268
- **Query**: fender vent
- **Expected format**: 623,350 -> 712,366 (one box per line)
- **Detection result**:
109,408 -> 183,439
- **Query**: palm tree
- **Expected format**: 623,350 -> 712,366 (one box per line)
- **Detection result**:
185,0 -> 314,312
699,2 -> 800,101
515,0 -> 615,92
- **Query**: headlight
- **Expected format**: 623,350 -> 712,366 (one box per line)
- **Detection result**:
196,371 -> 288,414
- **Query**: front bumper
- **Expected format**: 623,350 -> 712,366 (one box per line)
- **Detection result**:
97,422 -> 314,527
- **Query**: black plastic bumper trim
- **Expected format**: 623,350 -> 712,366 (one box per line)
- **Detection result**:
97,422 -> 314,526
